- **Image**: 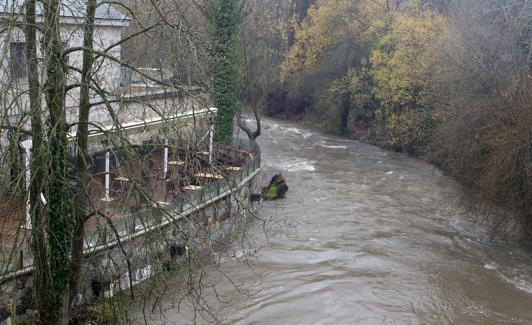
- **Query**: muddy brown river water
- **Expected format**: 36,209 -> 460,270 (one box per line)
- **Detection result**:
131,118 -> 532,324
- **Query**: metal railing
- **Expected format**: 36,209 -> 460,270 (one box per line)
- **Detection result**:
83,138 -> 261,252
0,138 -> 261,278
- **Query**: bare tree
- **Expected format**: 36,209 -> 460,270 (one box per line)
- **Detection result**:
0,0 -> 262,323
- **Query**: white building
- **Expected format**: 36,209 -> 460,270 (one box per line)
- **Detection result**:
0,0 -> 128,114
0,0 -> 215,210
0,0 -> 213,146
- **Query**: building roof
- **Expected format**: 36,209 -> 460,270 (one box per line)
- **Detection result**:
0,0 -> 129,22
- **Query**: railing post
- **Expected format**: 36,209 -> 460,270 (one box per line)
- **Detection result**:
102,140 -> 112,202
163,138 -> 169,178
176,198 -> 183,213
208,117 -> 214,164
21,139 -> 32,229
18,250 -> 24,270
129,214 -> 136,234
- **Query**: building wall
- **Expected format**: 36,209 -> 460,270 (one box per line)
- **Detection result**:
0,18 -> 125,120
0,16 -> 213,169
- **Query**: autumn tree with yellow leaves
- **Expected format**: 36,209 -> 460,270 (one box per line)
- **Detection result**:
243,0 -> 532,235
279,0 -> 446,153
370,10 -> 447,152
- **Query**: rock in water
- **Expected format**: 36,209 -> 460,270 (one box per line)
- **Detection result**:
261,174 -> 289,200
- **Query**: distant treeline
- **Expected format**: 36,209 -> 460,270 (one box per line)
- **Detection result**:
241,0 -> 531,236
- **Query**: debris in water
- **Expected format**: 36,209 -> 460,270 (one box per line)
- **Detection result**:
261,174 -> 289,200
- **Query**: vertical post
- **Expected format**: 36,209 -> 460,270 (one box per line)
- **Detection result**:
104,147 -> 111,201
19,249 -> 24,269
163,138 -> 168,178
21,140 -> 32,229
208,118 -> 214,165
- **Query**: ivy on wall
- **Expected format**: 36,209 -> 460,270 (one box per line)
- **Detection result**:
209,0 -> 243,143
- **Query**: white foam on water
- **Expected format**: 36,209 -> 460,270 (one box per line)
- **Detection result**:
319,144 -> 348,149
314,140 -> 348,149
497,272 -> 532,295
285,127 -> 302,134
284,127 -> 313,138
484,263 -> 498,270
385,171 -> 394,175
273,158 -> 316,172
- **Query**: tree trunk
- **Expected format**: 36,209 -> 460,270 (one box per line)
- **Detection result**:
236,107 -> 261,144
339,91 -> 351,135
7,131 -> 23,193
69,0 -> 97,309
42,0 -> 76,322
24,0 -> 52,322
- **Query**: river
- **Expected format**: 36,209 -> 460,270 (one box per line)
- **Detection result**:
131,118 -> 532,324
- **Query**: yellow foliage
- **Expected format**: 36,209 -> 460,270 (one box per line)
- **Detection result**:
280,0 -> 385,81
371,10 -> 447,115
279,0 -> 448,152
368,9 -> 447,152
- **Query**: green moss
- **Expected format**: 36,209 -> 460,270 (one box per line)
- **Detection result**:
266,185 -> 279,200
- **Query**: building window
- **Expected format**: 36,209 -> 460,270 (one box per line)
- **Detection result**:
119,65 -> 132,87
10,42 -> 27,79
